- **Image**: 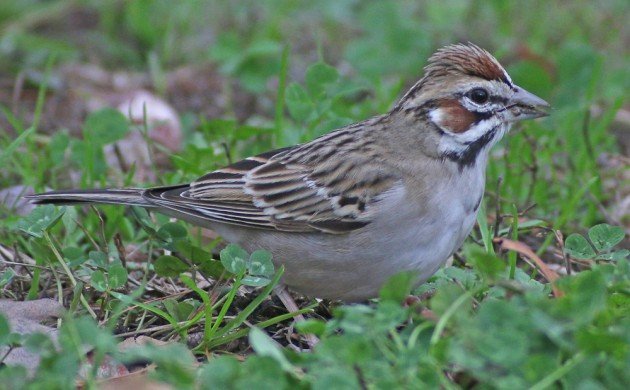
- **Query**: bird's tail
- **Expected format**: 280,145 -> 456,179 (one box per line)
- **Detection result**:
25,188 -> 151,207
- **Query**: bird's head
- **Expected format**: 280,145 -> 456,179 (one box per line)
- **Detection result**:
393,43 -> 550,167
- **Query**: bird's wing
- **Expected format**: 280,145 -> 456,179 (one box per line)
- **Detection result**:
144,125 -> 401,234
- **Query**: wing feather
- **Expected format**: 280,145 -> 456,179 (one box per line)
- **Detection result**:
144,118 -> 402,234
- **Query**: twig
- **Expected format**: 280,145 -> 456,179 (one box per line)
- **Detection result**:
586,191 -> 621,226
43,231 -> 97,318
524,134 -> 539,206
73,218 -> 102,252
581,109 -> 594,159
90,205 -> 109,256
221,142 -> 232,165
113,233 -> 127,269
0,243 -> 35,265
0,259 -> 52,271
493,176 -> 503,238
553,230 -> 571,275
113,142 -> 129,174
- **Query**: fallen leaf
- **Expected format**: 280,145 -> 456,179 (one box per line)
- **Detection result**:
493,238 -> 564,297
94,366 -> 172,390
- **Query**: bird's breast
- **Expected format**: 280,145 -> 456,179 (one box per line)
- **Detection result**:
390,162 -> 487,266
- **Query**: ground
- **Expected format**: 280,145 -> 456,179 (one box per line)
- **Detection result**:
0,1 -> 628,388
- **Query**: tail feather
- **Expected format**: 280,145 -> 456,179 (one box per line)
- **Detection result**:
25,189 -> 151,207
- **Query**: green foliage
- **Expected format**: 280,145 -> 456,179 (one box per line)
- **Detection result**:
123,342 -> 198,387
196,256 -> 630,389
220,244 -> 276,287
219,243 -> 249,275
284,61 -> 369,142
0,314 -> 120,388
74,109 -> 129,185
154,254 -> 188,278
210,32 -> 283,93
588,224 -> 625,252
90,264 -> 127,292
0,0 -> 628,388
17,205 -> 65,238
344,1 -> 431,79
565,224 -> 629,262
379,271 -> 416,302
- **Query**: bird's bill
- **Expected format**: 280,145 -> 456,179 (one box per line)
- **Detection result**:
506,86 -> 551,122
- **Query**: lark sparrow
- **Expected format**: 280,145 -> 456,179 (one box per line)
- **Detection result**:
28,43 -> 550,301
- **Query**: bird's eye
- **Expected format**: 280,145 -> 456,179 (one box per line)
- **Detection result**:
467,88 -> 489,104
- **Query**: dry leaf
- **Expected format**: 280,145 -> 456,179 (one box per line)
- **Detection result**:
95,367 -> 173,390
493,238 -> 564,297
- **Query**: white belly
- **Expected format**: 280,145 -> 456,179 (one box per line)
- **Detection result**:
212,162 -> 486,301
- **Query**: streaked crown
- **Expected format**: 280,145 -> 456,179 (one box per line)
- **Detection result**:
393,43 -> 549,168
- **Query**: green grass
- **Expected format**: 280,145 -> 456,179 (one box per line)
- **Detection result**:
0,0 -> 628,388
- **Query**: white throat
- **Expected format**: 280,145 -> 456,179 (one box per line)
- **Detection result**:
431,110 -> 511,167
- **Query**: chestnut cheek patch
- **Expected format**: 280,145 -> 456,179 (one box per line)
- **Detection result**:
432,100 -> 477,133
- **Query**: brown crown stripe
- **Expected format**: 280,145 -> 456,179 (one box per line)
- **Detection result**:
426,44 -> 508,84
394,44 -> 511,112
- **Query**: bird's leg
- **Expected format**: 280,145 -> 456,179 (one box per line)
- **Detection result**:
274,284 -> 319,349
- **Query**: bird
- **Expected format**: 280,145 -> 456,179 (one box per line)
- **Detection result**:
28,43 -> 550,302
